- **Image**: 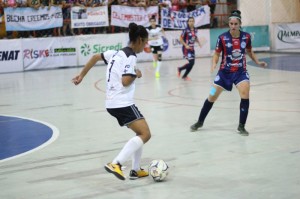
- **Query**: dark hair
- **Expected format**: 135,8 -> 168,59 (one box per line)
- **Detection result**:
150,15 -> 156,21
229,10 -> 242,21
128,23 -> 148,43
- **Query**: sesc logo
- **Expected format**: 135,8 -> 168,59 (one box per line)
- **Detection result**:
81,43 -> 91,56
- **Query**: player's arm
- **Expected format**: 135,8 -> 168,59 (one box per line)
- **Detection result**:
122,69 -> 142,87
246,48 -> 267,68
211,51 -> 220,73
72,54 -> 102,85
179,36 -> 190,49
196,37 -> 202,48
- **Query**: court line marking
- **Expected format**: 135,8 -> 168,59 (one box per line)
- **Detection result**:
0,115 -> 60,163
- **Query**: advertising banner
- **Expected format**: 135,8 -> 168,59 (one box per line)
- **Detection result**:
0,39 -> 23,73
160,5 -> 210,29
71,6 -> 109,29
111,6 -> 158,27
23,37 -> 77,70
4,6 -> 63,31
76,33 -> 128,66
274,23 -> 300,50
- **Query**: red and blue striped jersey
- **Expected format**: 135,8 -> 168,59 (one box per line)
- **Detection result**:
215,31 -> 252,72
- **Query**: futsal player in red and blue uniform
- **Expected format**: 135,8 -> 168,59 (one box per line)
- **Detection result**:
190,10 -> 267,136
177,17 -> 202,81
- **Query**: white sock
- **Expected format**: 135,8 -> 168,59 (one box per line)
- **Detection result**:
132,146 -> 143,171
156,61 -> 161,73
112,136 -> 143,165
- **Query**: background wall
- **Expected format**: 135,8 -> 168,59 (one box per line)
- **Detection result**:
239,0 -> 300,25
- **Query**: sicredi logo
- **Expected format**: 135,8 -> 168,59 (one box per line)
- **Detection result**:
80,43 -> 123,56
81,43 -> 91,56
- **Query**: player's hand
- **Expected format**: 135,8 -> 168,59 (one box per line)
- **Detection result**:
210,63 -> 217,73
72,75 -> 83,85
135,69 -> 142,78
258,61 -> 267,68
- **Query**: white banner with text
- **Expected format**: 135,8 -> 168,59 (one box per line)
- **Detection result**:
274,23 -> 300,50
4,6 -> 63,31
160,5 -> 210,29
111,6 -> 158,27
71,6 -> 109,29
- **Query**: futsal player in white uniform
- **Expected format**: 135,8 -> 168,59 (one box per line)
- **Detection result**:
73,23 -> 151,181
147,15 -> 166,78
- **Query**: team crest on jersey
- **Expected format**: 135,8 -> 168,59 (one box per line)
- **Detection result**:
226,42 -> 232,48
241,41 -> 246,48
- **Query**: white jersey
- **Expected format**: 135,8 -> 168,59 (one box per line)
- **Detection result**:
147,25 -> 164,46
105,47 -> 137,108
101,50 -> 117,65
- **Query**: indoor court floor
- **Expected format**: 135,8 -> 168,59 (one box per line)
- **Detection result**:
0,53 -> 300,199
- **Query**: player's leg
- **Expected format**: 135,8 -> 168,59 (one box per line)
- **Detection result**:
151,46 -> 158,68
190,84 -> 224,131
182,58 -> 195,80
127,119 -> 151,179
236,81 -> 250,136
105,106 -> 149,180
156,48 -> 163,78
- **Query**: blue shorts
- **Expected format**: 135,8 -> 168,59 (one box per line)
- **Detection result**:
214,70 -> 250,91
107,104 -> 144,127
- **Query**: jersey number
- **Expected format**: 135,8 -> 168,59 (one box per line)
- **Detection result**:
107,60 -> 115,82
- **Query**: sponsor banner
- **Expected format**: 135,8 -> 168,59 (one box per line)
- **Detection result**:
23,37 -> 77,70
138,29 -> 210,61
274,23 -> 300,50
77,33 -> 128,66
210,26 -> 270,51
4,6 -> 63,31
160,5 -> 210,30
71,6 -> 109,29
111,6 -> 158,27
0,39 -> 23,73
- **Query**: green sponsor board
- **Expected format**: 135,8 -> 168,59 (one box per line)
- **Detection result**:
210,26 -> 270,50
54,48 -> 76,53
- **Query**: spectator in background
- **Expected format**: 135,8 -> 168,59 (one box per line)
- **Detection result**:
187,0 -> 201,12
171,0 -> 187,12
160,0 -> 171,8
52,0 -> 62,36
90,0 -> 108,34
28,0 -> 41,37
3,0 -> 18,39
148,0 -> 157,6
131,0 -> 148,9
75,0 -> 88,34
207,0 -> 218,28
17,0 -> 29,38
0,0 -> 5,39
40,0 -> 53,37
62,0 -> 75,36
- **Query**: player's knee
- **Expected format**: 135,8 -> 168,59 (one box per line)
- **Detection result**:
209,86 -> 217,96
158,54 -> 162,61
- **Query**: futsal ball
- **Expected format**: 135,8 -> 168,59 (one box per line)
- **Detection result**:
148,159 -> 169,182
